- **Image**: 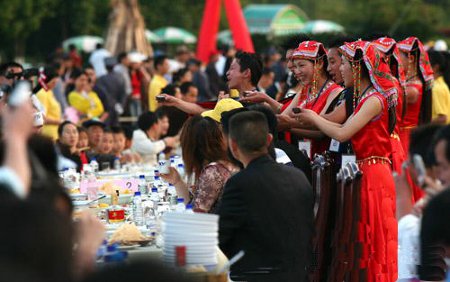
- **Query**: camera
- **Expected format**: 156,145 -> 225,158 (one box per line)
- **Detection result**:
156,95 -> 166,102
5,68 -> 39,80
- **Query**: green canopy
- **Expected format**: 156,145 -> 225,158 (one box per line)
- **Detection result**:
153,27 -> 197,44
243,4 -> 309,36
301,20 -> 345,34
62,35 -> 104,53
217,30 -> 232,45
145,29 -> 162,43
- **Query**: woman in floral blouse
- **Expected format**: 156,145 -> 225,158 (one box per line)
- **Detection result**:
161,115 -> 236,213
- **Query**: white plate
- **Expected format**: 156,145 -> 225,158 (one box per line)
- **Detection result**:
161,223 -> 218,232
117,244 -> 140,251
163,257 -> 218,265
162,212 -> 219,223
162,238 -> 217,245
162,231 -> 217,238
72,200 -> 91,206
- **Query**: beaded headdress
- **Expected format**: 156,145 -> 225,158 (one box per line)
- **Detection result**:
292,41 -> 327,98
339,40 -> 398,109
397,37 -> 434,90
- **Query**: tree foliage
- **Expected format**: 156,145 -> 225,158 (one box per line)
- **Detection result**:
0,0 -> 448,61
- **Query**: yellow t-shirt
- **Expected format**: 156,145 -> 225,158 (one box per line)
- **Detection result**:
148,74 -> 168,112
229,89 -> 240,98
431,76 -> 450,123
68,90 -> 104,119
36,88 -> 61,140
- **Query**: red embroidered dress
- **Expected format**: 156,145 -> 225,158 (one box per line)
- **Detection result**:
373,37 -> 407,173
292,41 -> 343,157
397,37 -> 434,153
351,90 -> 397,282
339,41 -> 398,281
302,81 -> 343,156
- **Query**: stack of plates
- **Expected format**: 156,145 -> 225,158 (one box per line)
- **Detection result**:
161,212 -> 219,267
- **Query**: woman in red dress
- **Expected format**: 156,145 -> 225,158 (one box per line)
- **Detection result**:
397,37 -> 433,153
293,41 -> 398,281
373,37 -> 407,174
285,41 -> 343,157
240,41 -> 343,157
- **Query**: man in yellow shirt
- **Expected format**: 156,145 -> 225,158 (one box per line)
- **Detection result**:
429,50 -> 450,124
148,55 -> 169,112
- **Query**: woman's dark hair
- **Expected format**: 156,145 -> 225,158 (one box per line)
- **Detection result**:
354,49 -> 396,134
180,115 -> 227,177
32,66 -> 58,93
69,68 -> 86,80
172,68 -> 190,85
408,46 -> 433,125
57,120 -> 75,138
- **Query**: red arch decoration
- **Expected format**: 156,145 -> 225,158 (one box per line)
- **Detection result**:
196,0 -> 254,64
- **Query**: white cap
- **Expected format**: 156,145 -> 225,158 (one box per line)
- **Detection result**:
434,40 -> 448,51
128,52 -> 146,63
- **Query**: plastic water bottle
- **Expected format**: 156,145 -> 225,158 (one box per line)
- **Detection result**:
185,203 -> 194,213
167,185 -> 177,209
113,157 -> 121,171
176,198 -> 186,212
133,192 -> 144,226
96,240 -> 108,262
153,175 -> 162,188
177,163 -> 185,180
150,187 -> 160,209
138,175 -> 147,195
104,243 -> 127,264
90,158 -> 99,174
158,152 -> 170,174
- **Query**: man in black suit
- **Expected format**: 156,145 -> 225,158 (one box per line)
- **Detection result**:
218,111 -> 314,282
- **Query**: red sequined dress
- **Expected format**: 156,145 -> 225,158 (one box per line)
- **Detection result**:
349,90 -> 397,281
301,80 -> 342,157
399,80 -> 423,153
390,79 -> 407,173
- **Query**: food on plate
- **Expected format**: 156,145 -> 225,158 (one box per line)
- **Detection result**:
109,222 -> 146,245
69,188 -> 81,194
99,182 -> 122,195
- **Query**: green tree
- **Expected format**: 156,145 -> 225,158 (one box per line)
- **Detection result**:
0,0 -> 58,59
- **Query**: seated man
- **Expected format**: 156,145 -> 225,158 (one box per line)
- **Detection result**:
131,112 -> 177,166
218,111 -> 313,282
82,119 -> 105,154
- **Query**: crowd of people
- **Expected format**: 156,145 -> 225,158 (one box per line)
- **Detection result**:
0,33 -> 450,282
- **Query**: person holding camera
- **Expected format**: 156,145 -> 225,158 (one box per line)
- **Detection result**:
35,66 -> 63,141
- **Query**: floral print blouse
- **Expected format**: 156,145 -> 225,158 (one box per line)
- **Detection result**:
191,162 -> 234,213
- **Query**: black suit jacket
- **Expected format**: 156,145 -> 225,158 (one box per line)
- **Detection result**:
218,155 -> 314,282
